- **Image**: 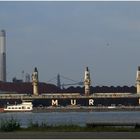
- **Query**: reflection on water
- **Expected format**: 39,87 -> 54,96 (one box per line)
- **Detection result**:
0,111 -> 140,127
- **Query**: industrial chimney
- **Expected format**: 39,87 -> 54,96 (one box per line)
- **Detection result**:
136,66 -> 140,94
0,30 -> 6,82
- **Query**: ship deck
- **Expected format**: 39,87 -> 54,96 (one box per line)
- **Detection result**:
0,92 -> 140,100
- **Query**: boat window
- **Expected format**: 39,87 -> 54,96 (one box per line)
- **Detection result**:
22,106 -> 25,109
19,107 -> 21,109
12,107 -> 14,109
27,107 -> 30,109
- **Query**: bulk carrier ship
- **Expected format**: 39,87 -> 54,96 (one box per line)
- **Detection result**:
0,66 -> 140,110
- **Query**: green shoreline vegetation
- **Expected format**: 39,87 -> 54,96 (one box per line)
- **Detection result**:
1,117 -> 140,132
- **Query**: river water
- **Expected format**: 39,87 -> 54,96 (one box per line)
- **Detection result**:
0,111 -> 140,127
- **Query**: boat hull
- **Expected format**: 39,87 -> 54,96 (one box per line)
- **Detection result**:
3,110 -> 32,112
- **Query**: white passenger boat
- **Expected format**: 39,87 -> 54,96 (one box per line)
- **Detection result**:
4,102 -> 33,112
107,106 -> 116,109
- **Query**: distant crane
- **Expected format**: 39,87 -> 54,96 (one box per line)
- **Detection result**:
25,73 -> 30,82
57,74 -> 61,88
22,70 -> 24,82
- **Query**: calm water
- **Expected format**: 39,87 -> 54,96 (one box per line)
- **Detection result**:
0,111 -> 140,127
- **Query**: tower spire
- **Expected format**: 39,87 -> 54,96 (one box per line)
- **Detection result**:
57,74 -> 61,89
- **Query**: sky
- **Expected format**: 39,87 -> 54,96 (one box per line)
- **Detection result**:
0,1 -> 140,86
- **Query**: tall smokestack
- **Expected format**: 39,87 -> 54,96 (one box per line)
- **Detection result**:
0,30 -> 6,82
136,66 -> 140,94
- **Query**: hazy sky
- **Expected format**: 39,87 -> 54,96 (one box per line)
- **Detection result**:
0,1 -> 140,86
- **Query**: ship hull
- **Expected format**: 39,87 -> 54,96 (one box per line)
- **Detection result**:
0,97 -> 139,107
33,97 -> 139,107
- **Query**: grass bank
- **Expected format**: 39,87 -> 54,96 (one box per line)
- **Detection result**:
1,118 -> 140,132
